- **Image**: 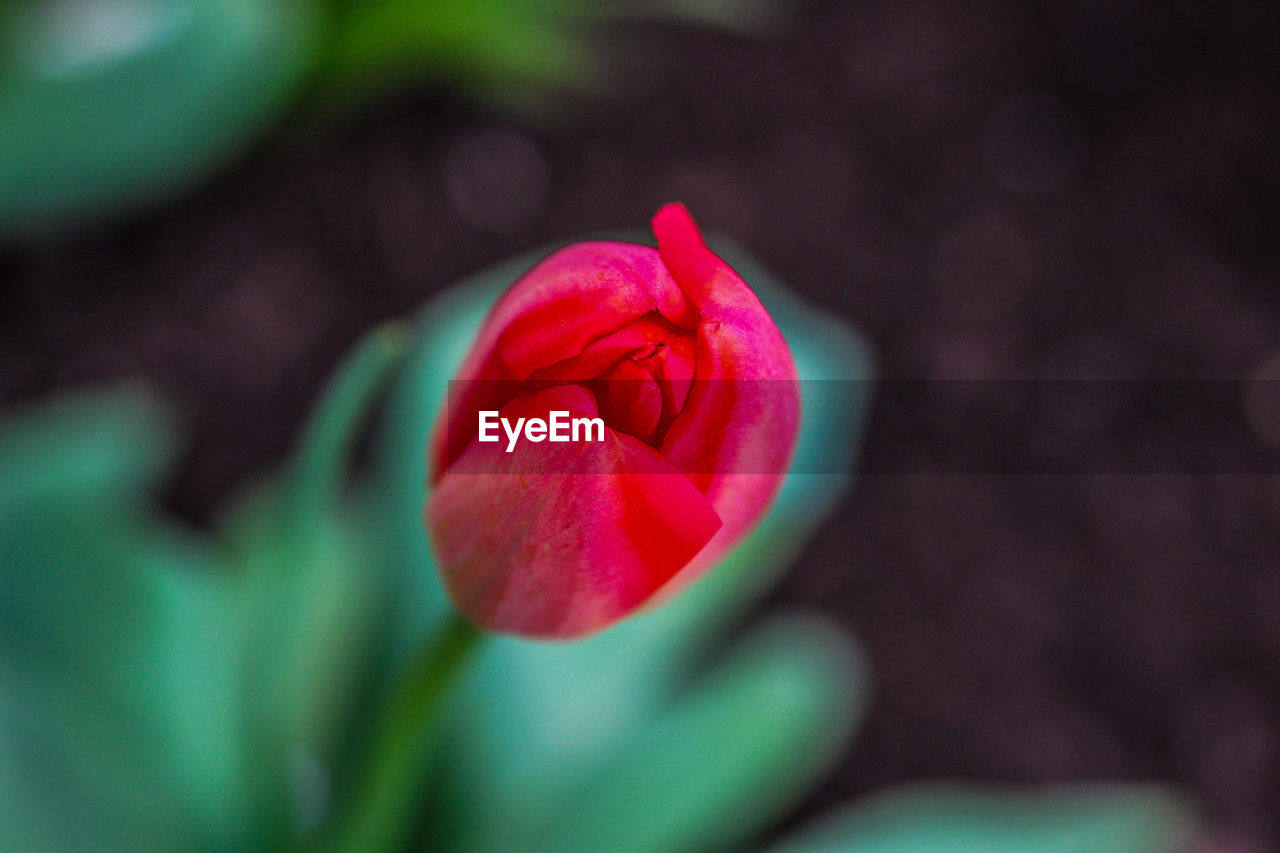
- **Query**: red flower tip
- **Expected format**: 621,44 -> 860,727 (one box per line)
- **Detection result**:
652,202 -> 724,307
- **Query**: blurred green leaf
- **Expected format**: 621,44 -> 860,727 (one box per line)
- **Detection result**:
321,264 -> 522,826
357,261 -> 529,667
220,326 -> 407,837
0,383 -> 175,512
530,616 -> 870,853
279,324 -> 410,528
316,0 -> 790,113
0,0 -> 322,237
232,511 -> 376,781
0,502 -> 249,851
319,0 -> 604,112
0,0 -> 793,238
769,783 -> 1197,853
1,384 -> 251,849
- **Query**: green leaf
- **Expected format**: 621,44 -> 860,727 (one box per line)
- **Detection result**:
769,783 -> 1197,853
0,682 -> 163,852
0,0 -> 322,238
318,0 -> 609,109
320,262 -> 522,825
355,260 -> 530,670
530,616 -> 870,853
280,323 -> 411,528
0,383 -> 175,512
316,0 -> 792,111
219,326 -> 408,836
232,512 -> 378,756
0,502 -> 249,851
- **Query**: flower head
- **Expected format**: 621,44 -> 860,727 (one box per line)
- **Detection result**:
427,204 -> 799,638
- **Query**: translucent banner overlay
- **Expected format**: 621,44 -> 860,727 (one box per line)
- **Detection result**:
443,380 -> 1280,474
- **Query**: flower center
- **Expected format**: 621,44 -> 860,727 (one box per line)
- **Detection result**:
526,311 -> 696,447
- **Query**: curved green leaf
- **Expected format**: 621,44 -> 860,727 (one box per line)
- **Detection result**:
219,326 -> 409,837
770,783 -> 1197,853
0,383 -> 174,512
0,0 -> 322,238
531,616 -> 870,853
0,503 -> 248,851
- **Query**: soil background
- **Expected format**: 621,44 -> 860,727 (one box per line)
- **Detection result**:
3,0 -> 1279,847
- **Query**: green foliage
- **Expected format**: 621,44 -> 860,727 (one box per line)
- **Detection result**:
527,617 -> 866,853
0,0 -> 781,238
0,388 -> 249,850
0,0 -> 322,238
0,242 -> 1195,852
314,0 -> 791,110
0,384 -> 174,510
318,0 -> 605,113
768,783 -> 1196,853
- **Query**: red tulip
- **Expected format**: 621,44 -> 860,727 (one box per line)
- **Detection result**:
426,204 -> 799,638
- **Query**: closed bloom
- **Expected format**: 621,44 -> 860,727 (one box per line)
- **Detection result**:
427,204 -> 799,638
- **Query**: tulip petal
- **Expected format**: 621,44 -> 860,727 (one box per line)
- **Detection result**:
528,314 -> 693,385
427,386 -> 721,638
652,204 -> 801,581
654,203 -> 788,338
458,241 -> 697,384
433,244 -> 697,478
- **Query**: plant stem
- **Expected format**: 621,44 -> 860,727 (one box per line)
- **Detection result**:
322,612 -> 484,852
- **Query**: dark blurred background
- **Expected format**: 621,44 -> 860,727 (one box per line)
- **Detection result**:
2,0 -> 1278,848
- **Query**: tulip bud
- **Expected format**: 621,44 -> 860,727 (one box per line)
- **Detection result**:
426,204 -> 799,638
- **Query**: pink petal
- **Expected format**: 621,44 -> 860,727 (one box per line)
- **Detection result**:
426,385 -> 722,638
432,242 -> 697,479
463,242 -> 696,383
652,204 -> 800,578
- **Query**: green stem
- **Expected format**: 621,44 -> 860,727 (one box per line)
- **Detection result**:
322,613 -> 485,852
